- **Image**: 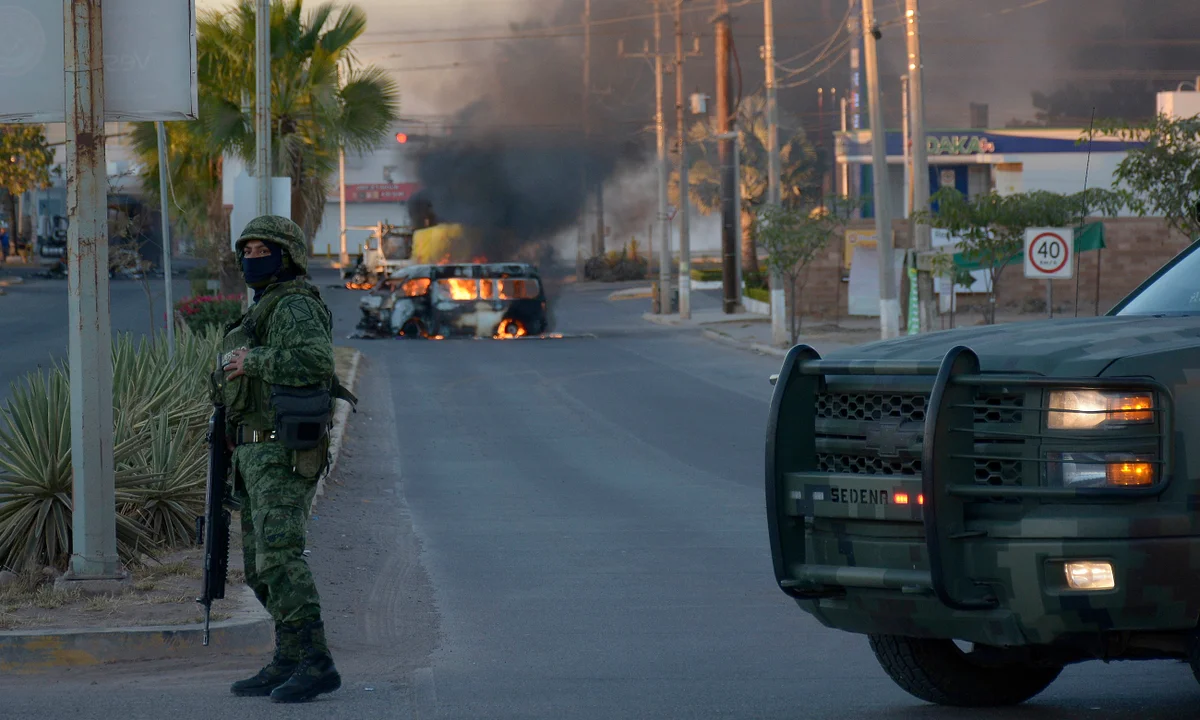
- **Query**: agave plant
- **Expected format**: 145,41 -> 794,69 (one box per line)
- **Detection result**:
118,411 -> 207,549
0,366 -> 154,572
0,327 -> 224,571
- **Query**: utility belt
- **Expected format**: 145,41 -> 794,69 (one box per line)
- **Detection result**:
234,384 -> 333,451
236,425 -> 277,446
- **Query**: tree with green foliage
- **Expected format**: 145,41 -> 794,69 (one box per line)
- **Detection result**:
758,199 -> 854,344
133,0 -> 399,283
670,91 -> 823,276
0,125 -> 54,247
1097,113 -> 1200,240
915,187 -> 1125,324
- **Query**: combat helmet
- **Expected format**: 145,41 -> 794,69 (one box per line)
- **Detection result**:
236,215 -> 309,274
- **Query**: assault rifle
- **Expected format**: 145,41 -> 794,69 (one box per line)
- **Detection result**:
196,384 -> 232,646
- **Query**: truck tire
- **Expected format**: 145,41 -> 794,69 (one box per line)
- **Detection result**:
868,635 -> 1061,707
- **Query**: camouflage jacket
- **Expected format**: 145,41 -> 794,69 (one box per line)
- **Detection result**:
214,279 -> 335,435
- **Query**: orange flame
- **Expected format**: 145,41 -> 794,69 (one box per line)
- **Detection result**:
439,278 -> 478,300
345,280 -> 376,290
494,318 -> 527,339
471,255 -> 488,264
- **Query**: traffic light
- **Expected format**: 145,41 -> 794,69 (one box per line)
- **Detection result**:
395,132 -> 408,144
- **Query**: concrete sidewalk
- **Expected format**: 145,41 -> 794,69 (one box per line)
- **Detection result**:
642,308 -> 887,358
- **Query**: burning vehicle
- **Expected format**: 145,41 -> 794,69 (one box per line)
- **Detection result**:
355,261 -> 550,339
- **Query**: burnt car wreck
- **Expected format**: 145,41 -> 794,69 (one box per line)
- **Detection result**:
355,262 -> 551,339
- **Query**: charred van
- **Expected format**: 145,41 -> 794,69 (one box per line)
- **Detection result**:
356,262 -> 550,339
767,236 -> 1200,707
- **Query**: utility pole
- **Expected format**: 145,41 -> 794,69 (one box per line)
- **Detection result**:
906,0 -> 935,333
763,0 -> 787,345
714,0 -> 737,314
63,0 -> 118,582
676,0 -> 699,320
862,0 -> 899,338
337,62 -> 349,267
155,122 -> 176,358
577,0 -> 592,280
255,0 -> 272,215
619,4 -> 672,314
840,96 -> 850,197
901,75 -> 911,218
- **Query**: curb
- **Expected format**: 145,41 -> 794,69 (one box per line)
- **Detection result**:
0,587 -> 272,675
312,348 -> 362,513
608,286 -> 654,301
0,352 -> 364,674
642,312 -> 680,326
702,329 -> 787,358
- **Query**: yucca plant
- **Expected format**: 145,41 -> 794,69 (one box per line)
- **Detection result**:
118,412 -> 207,549
0,366 -> 155,572
0,327 -> 224,571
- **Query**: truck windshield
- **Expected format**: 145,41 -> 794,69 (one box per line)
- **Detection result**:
1113,241 -> 1200,316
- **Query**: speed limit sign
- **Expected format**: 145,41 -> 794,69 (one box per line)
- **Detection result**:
1024,228 -> 1075,280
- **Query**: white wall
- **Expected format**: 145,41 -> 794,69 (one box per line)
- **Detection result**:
312,203 -> 411,257
1006,153 -> 1136,216
309,139 -> 420,255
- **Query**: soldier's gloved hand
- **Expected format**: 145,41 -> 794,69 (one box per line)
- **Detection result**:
223,348 -> 250,380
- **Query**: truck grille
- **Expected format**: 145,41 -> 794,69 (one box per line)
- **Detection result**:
816,391 -> 1023,425
816,453 -> 921,476
817,392 -> 928,423
815,390 -> 1026,490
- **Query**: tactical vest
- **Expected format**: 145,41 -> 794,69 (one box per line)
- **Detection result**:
214,279 -> 355,434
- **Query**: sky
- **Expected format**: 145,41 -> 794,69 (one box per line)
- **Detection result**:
194,0 -> 1200,132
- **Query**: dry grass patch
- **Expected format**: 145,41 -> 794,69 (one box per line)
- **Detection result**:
334,346 -> 358,382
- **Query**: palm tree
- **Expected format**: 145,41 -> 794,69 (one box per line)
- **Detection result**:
670,92 -> 822,275
134,0 -> 399,266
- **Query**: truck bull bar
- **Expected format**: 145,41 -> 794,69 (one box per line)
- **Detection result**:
765,344 -> 1172,613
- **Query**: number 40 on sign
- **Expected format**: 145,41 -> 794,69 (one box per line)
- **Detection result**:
1024,227 -> 1075,280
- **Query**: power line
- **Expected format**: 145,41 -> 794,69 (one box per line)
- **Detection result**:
353,1 -> 728,47
775,3 -> 851,66
778,34 -> 851,76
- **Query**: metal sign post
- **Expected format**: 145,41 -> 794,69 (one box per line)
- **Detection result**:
4,0 -> 197,584
63,0 -> 118,581
156,122 -> 175,358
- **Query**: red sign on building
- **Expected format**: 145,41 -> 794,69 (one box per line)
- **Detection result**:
334,183 -> 419,203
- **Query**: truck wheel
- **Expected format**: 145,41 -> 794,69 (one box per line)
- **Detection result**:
868,635 -> 1061,707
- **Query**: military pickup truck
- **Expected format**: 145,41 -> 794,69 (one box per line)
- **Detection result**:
767,237 -> 1200,707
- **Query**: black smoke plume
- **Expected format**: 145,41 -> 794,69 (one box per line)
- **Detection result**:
406,8 -> 651,273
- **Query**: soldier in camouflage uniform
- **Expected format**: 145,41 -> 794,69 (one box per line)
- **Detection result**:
215,215 -> 342,703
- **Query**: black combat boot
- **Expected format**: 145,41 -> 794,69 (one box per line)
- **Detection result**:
231,623 -> 301,696
269,620 -> 342,703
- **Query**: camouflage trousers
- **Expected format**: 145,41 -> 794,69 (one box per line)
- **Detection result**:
234,442 -> 323,627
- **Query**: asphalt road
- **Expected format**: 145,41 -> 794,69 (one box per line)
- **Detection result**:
2,273 -> 1199,718
0,273 -> 172,404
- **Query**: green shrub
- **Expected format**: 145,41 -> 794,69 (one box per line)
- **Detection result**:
584,252 -> 648,282
176,294 -> 244,333
0,327 -> 221,572
745,287 -> 770,304
743,270 -> 769,291
690,268 -> 723,282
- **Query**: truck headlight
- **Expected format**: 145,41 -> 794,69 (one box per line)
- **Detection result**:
1064,561 -> 1115,591
1047,452 -> 1156,488
1047,390 -> 1153,430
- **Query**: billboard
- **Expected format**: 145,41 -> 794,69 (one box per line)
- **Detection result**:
0,0 -> 197,122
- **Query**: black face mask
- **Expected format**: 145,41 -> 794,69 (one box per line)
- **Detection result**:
242,244 -> 284,287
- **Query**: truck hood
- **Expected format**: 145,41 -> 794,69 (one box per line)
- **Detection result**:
823,315 -> 1200,377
